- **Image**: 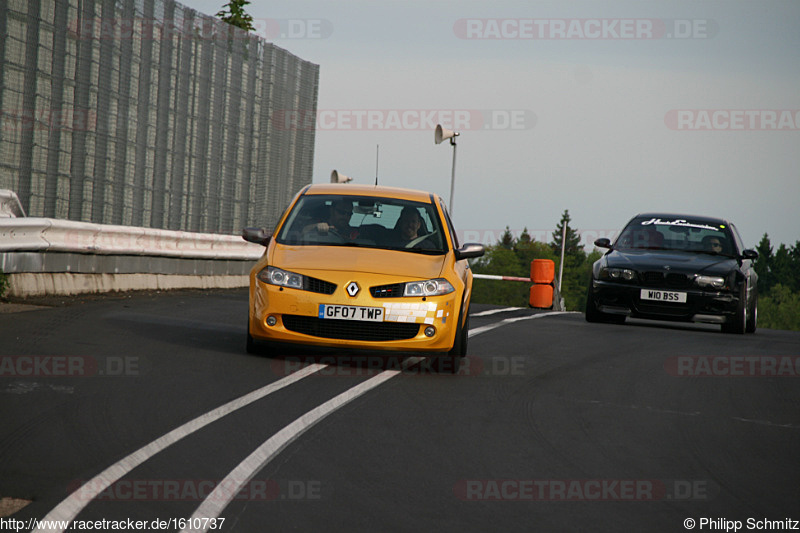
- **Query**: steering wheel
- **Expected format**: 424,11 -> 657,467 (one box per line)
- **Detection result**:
405,230 -> 437,248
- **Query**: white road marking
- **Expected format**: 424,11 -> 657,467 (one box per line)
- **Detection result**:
32,363 -> 327,533
182,356 -> 425,533
471,307 -> 524,317
36,308 -> 570,531
469,311 -> 575,337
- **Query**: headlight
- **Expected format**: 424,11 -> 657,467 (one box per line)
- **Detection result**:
404,278 -> 455,297
257,266 -> 304,289
600,268 -> 636,281
696,275 -> 726,289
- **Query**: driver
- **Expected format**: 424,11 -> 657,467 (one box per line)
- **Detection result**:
304,199 -> 360,240
702,235 -> 725,254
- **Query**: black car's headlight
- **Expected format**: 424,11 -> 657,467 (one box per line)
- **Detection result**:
600,267 -> 637,281
695,275 -> 726,289
257,266 -> 304,289
404,278 -> 455,297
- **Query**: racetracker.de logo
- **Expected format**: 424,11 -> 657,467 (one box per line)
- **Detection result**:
453,18 -> 718,40
0,356 -> 140,377
272,109 -> 536,131
665,110 -> 800,131
665,356 -> 800,377
454,479 -> 715,501
270,355 -> 527,378
68,17 -> 332,41
66,479 -> 322,501
1,109 -> 97,132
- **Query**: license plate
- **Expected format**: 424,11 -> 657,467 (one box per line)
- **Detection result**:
640,289 -> 687,303
318,304 -> 384,322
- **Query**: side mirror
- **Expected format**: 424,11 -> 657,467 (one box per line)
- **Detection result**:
741,249 -> 758,260
455,243 -> 485,260
594,238 -> 612,249
242,227 -> 272,246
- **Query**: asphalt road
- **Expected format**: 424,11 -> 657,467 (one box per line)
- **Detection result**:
1,289 -> 798,532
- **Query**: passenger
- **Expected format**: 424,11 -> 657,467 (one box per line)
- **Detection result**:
391,206 -> 433,248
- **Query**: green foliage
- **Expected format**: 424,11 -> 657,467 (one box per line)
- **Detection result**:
752,235 -> 800,331
216,0 -> 255,31
550,209 -> 584,257
471,230 -> 555,307
758,284 -> 800,331
471,219 -> 597,311
0,269 -> 9,299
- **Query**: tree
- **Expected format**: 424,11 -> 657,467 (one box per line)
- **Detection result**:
772,244 -> 795,292
498,226 -> 514,249
550,209 -> 584,258
754,233 -> 773,293
216,0 -> 255,32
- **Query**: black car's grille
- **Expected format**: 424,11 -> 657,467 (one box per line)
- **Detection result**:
643,272 -> 664,284
304,277 -> 336,295
370,283 -> 405,298
282,315 -> 420,341
641,272 -> 692,289
665,273 -> 692,289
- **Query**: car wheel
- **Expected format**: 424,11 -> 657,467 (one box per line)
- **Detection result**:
246,319 -> 273,356
722,283 -> 747,334
435,308 -> 469,374
585,285 -> 626,324
745,287 -> 758,334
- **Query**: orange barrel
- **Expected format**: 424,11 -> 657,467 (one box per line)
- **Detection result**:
530,259 -> 555,284
529,284 -> 554,309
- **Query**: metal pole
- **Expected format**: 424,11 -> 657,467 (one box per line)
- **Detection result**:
557,221 -> 566,299
449,138 -> 457,216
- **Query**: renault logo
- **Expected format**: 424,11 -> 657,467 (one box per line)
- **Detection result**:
346,282 -> 360,297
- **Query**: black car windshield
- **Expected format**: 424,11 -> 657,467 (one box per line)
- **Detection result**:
276,194 -> 448,254
615,216 -> 737,256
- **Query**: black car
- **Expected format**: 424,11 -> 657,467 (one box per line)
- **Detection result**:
586,213 -> 758,334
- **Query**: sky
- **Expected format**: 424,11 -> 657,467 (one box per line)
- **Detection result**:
178,0 -> 799,251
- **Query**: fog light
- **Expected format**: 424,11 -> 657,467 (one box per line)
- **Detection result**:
424,326 -> 436,337
266,316 -> 278,327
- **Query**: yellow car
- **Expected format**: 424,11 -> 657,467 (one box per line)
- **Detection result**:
243,184 -> 485,373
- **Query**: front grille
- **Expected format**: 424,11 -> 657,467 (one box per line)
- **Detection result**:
370,283 -> 405,298
304,276 -> 336,295
282,315 -> 420,341
642,271 -> 691,289
643,272 -> 664,285
665,273 -> 692,289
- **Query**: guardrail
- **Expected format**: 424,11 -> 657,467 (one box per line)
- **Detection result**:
0,192 -> 264,297
0,218 -> 263,260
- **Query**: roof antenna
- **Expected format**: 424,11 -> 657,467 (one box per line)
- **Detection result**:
375,144 -> 379,186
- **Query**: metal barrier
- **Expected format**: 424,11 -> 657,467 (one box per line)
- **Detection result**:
473,259 -> 565,311
0,190 -> 264,297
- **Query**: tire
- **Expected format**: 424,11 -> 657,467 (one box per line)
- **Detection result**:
722,283 -> 747,334
745,287 -> 758,334
585,285 -> 626,324
246,319 -> 273,356
435,308 -> 469,374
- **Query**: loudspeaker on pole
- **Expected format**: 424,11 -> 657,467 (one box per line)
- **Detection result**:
330,170 -> 353,183
435,124 -> 459,145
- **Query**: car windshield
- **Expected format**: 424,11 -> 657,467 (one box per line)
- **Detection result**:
615,216 -> 737,256
276,194 -> 448,254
